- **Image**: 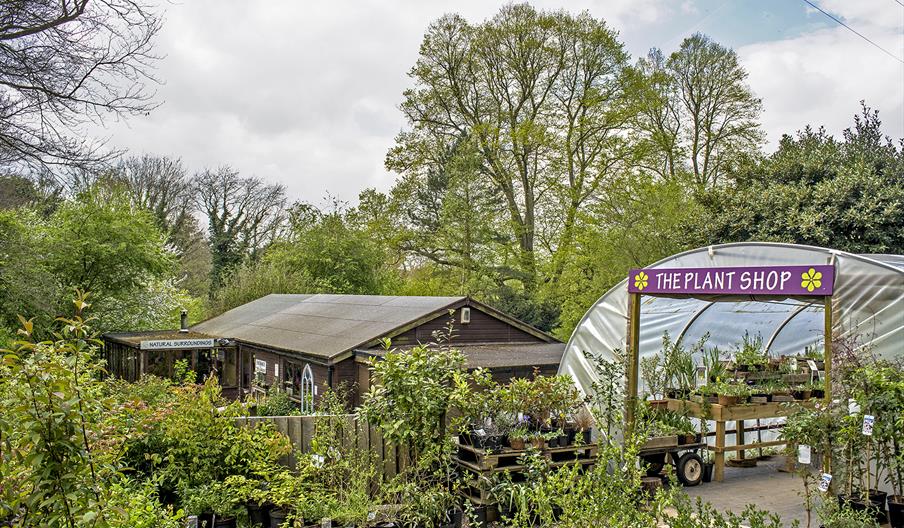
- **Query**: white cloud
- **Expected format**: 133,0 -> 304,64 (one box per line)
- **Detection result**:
739,1 -> 904,148
95,0 -> 904,206
93,0 -> 686,204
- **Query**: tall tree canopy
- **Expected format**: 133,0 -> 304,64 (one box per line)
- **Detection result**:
635,34 -> 763,186
0,0 -> 161,171
193,167 -> 287,291
699,105 -> 904,254
387,4 -> 633,296
44,189 -> 173,299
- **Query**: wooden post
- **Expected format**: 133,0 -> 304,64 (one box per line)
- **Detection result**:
714,419 -> 726,482
625,292 -> 642,440
823,295 -> 833,404
823,294 -> 833,474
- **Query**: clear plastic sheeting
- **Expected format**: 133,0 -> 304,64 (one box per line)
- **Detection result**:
559,242 -> 904,400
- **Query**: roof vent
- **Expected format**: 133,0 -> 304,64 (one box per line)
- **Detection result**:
461,307 -> 471,324
179,309 -> 188,333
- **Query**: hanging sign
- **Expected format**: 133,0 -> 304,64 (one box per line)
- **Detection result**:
628,265 -> 834,296
798,445 -> 811,465
139,338 -> 215,350
818,473 -> 832,493
862,415 -> 875,436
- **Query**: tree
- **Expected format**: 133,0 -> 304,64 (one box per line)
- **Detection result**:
101,155 -> 193,245
636,34 -> 763,187
700,105 -> 904,254
0,0 -> 162,171
556,175 -> 703,336
388,5 -> 633,292
0,210 -> 59,329
193,167 -> 286,291
82,155 -> 213,296
268,203 -> 395,295
44,188 -> 173,301
389,136 -> 503,293
0,172 -> 63,213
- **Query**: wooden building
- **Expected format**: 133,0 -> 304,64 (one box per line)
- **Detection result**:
188,294 -> 565,410
101,330 -> 242,398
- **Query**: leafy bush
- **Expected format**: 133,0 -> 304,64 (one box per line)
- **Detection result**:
361,342 -> 465,457
256,387 -> 300,416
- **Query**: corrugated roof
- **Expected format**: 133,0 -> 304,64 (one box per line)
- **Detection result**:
191,294 -> 465,359
363,342 -> 565,369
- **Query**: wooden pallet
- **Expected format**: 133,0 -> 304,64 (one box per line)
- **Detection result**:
454,441 -> 597,473
454,439 -> 598,516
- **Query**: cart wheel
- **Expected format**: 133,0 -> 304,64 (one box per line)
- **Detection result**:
676,452 -> 703,486
641,454 -> 666,476
645,462 -> 664,476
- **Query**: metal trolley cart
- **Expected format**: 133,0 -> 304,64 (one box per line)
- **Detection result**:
639,437 -> 708,486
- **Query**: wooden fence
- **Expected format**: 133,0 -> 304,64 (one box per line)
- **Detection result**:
235,414 -> 410,479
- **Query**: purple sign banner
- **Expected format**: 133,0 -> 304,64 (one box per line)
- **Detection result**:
628,265 -> 835,296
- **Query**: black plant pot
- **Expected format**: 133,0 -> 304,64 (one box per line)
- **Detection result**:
547,436 -> 559,448
483,435 -> 505,451
702,462 -> 714,483
213,517 -> 237,528
567,428 -> 577,444
438,507 -> 463,528
158,486 -> 178,506
888,495 -> 904,528
842,494 -> 886,525
459,431 -> 473,446
582,429 -> 592,444
269,508 -> 289,528
248,503 -> 271,527
558,433 -> 570,447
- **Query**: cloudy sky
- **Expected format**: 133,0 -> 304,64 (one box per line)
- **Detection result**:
97,0 -> 904,203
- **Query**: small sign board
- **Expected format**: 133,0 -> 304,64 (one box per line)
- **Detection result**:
255,359 -> 267,373
862,415 -> 875,436
818,473 -> 832,493
139,338 -> 215,350
628,265 -> 834,296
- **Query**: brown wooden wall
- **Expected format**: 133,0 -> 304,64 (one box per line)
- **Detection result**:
390,307 -> 541,346
238,342 -> 331,406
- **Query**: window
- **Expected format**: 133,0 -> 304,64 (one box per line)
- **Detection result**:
301,365 -> 315,414
222,348 -> 238,386
254,359 -> 267,386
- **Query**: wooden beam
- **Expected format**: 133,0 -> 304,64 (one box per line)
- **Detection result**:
823,295 -> 833,404
823,294 -> 833,474
625,292 -> 641,439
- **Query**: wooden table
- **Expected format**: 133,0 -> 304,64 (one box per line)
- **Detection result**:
665,398 -> 816,482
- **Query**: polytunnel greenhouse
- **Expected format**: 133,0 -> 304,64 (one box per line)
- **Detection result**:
559,241 -> 904,402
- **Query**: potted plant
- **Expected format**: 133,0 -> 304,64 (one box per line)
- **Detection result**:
224,475 -> 272,527
807,379 -> 826,400
182,482 -> 242,528
509,425 -> 530,451
662,332 -> 704,400
642,355 -> 668,405
733,332 -> 767,372
262,470 -> 305,528
792,385 -> 813,401
703,346 -> 727,384
572,406 -> 594,445
713,382 -> 750,406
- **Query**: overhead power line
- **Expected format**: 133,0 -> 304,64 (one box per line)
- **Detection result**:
801,0 -> 904,64
893,0 -> 904,8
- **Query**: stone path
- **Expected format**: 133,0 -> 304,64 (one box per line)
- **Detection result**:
684,456 -> 812,527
